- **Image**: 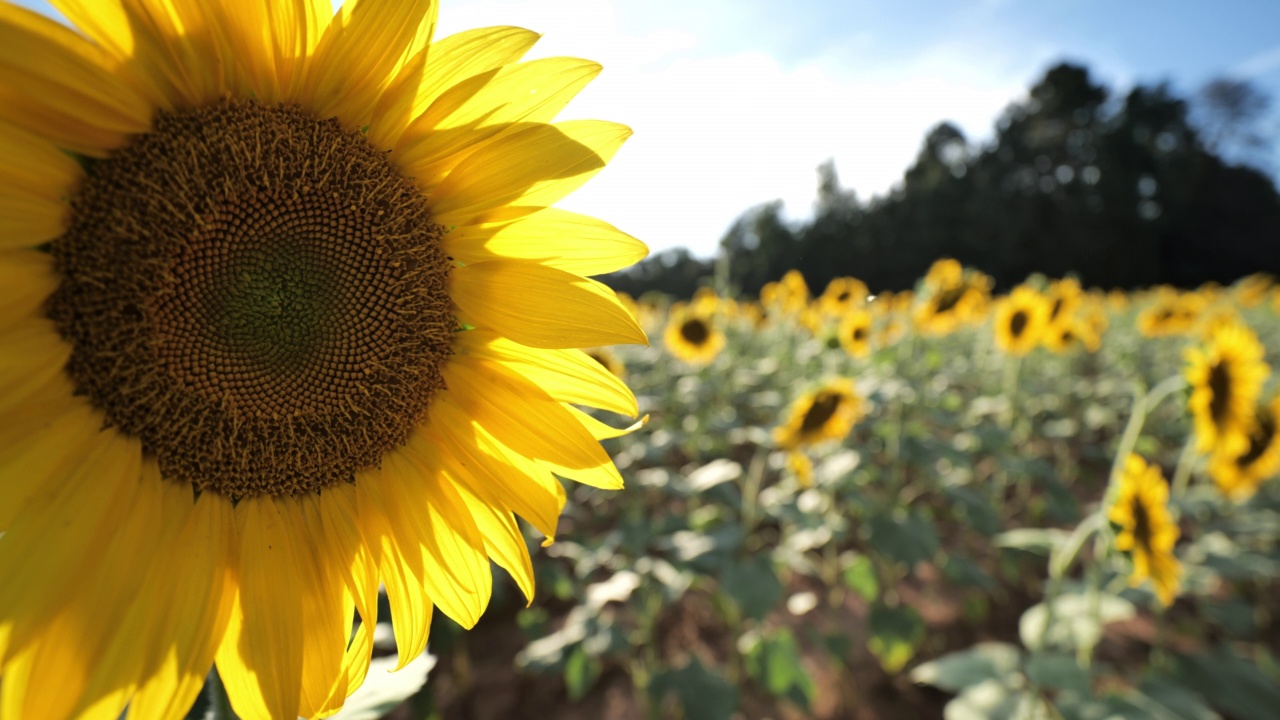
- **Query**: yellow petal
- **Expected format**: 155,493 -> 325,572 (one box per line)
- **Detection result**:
313,484 -> 381,703
444,359 -> 625,489
0,396 -> 94,531
444,207 -> 648,277
380,447 -> 493,628
451,260 -> 646,349
0,193 -> 70,249
456,329 -> 638,416
0,320 -> 72,416
429,120 -> 631,225
0,250 -> 59,332
0,120 -> 83,200
452,477 -> 536,604
371,25 -> 539,150
216,496 -> 306,720
301,0 -> 436,128
395,57 -> 601,172
566,406 -> 649,441
129,485 -> 236,720
422,396 -> 564,539
0,4 -> 151,155
355,465 -> 434,668
294,493 -> 356,719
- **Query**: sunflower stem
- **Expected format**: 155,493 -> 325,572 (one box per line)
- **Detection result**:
204,667 -> 238,720
1169,433 -> 1199,501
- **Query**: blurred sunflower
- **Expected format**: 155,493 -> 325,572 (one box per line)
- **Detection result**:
819,276 -> 869,316
993,286 -> 1049,356
1041,277 -> 1082,334
838,307 -> 874,359
1232,273 -> 1273,308
786,450 -> 815,488
1186,322 -> 1270,456
0,2 -> 647,718
1108,454 -> 1181,606
774,379 -> 864,450
585,346 -> 627,380
1209,394 -> 1280,500
664,302 -> 724,365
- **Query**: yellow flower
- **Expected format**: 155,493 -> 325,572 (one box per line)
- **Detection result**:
787,450 -> 815,488
0,2 -> 647,718
838,307 -> 875,359
1232,273 -> 1273,308
774,379 -> 864,450
1108,454 -> 1181,606
1209,394 -> 1280,501
1185,321 -> 1270,456
664,302 -> 725,365
993,286 -> 1049,356
819,276 -> 869,316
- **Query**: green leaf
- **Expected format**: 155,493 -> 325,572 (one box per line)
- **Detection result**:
995,528 -> 1070,555
842,554 -> 880,601
943,681 -> 1031,720
910,642 -> 1022,692
564,645 -> 601,702
719,554 -> 783,620
942,554 -> 997,591
650,657 -> 739,720
1170,647 -> 1280,720
944,486 -> 1002,536
1138,676 -> 1223,720
1019,592 -> 1135,652
762,628 -> 816,707
868,603 -> 925,674
1024,652 -> 1089,694
867,512 -> 939,569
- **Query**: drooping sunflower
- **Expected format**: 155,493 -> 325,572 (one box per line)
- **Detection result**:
1209,394 -> 1280,501
1108,454 -> 1181,606
1185,321 -> 1270,457
993,285 -> 1049,356
0,2 -> 648,719
838,307 -> 874,359
774,379 -> 865,450
664,301 -> 724,365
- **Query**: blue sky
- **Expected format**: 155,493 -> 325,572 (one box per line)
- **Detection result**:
13,0 -> 1280,256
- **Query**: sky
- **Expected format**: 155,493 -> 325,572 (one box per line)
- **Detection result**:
14,0 -> 1280,257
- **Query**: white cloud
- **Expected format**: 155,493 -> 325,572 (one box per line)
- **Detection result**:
437,0 -> 1038,257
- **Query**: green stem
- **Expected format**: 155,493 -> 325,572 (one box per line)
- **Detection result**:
205,668 -> 238,720
1169,433 -> 1199,501
740,446 -> 767,534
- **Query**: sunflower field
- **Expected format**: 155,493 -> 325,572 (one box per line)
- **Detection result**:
378,262 -> 1280,720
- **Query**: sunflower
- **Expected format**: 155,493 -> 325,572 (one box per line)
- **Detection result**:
1108,454 -> 1181,606
774,379 -> 864,450
664,301 -> 724,365
1185,321 -> 1270,457
786,450 -> 815,488
0,2 -> 648,719
585,346 -> 627,380
1209,394 -> 1280,500
993,286 -> 1049,356
819,276 -> 869,316
838,307 -> 874,359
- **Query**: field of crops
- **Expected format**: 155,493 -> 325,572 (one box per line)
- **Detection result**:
369,262 -> 1280,720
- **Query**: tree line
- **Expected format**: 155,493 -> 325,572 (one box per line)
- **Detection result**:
604,63 -> 1280,299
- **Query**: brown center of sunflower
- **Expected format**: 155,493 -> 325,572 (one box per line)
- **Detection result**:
852,325 -> 867,342
800,391 -> 842,433
932,286 -> 967,314
679,317 -> 710,345
1130,494 -> 1152,551
1237,410 -> 1276,469
1207,360 -> 1232,427
47,100 -> 454,499
1009,309 -> 1028,338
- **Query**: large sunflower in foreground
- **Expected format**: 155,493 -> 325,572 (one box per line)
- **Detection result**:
0,2 -> 648,719
774,379 -> 864,450
1108,454 -> 1181,606
1185,321 -> 1270,457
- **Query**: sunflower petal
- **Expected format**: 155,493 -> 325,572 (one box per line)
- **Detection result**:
216,497 -> 306,720
429,120 -> 631,225
456,329 -> 638,416
444,207 -> 648,277
0,120 -> 83,200
395,57 -> 601,172
451,260 -> 646,349
444,359 -> 624,489
302,0 -> 437,127
0,193 -> 70,249
0,251 -> 59,331
0,321 -> 72,416
0,3 -> 151,155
